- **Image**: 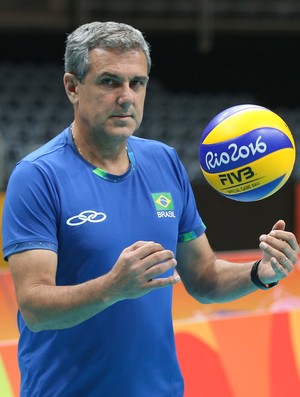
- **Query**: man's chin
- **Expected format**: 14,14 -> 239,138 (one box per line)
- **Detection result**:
104,127 -> 136,141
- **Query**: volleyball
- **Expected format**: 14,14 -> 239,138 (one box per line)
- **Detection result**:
198,104 -> 296,202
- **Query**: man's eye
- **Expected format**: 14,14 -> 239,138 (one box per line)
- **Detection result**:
131,80 -> 146,89
101,78 -> 114,85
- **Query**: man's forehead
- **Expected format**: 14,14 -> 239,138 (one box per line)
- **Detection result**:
88,48 -> 148,76
90,47 -> 147,65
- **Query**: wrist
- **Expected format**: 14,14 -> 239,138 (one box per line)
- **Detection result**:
250,259 -> 278,290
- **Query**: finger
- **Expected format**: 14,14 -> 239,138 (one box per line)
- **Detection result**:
126,241 -> 157,251
271,219 -> 285,232
270,256 -> 291,278
147,272 -> 181,289
134,242 -> 166,260
269,219 -> 299,253
269,229 -> 299,252
260,240 -> 295,268
145,257 -> 177,279
125,241 -> 164,257
260,231 -> 299,261
276,255 -> 293,272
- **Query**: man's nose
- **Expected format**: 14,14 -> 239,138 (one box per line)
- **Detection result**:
117,84 -> 134,109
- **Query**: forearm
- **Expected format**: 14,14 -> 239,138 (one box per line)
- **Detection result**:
19,274 -> 118,332
15,241 -> 179,332
186,259 -> 258,304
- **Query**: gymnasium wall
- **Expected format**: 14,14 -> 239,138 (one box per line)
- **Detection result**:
193,181 -> 295,251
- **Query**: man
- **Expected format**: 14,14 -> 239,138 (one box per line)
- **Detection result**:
2,21 -> 298,397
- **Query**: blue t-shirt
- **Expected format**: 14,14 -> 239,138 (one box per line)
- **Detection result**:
2,127 -> 206,397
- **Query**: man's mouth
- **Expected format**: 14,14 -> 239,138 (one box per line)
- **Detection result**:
112,114 -> 132,118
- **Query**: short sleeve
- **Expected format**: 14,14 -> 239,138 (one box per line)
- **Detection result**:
171,150 -> 206,242
2,161 -> 59,259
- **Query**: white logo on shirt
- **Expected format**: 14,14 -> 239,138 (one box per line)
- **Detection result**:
66,210 -> 107,226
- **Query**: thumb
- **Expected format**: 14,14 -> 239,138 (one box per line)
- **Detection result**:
271,219 -> 285,232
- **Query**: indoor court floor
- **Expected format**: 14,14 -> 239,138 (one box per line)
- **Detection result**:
1,250 -> 300,397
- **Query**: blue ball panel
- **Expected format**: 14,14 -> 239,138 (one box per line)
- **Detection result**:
221,175 -> 286,202
199,127 -> 293,173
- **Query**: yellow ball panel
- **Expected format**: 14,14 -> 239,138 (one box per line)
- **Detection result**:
203,109 -> 294,145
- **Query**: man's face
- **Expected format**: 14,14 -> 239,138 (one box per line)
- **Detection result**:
73,48 -> 149,141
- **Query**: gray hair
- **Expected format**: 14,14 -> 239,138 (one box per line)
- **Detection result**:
64,21 -> 151,81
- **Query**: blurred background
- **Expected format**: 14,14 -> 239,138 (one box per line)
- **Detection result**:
1,3 -> 300,397
1,0 -> 300,249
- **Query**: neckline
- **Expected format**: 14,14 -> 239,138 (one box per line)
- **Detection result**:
68,126 -> 136,182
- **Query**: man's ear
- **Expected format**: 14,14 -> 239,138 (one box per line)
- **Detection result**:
63,73 -> 79,104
